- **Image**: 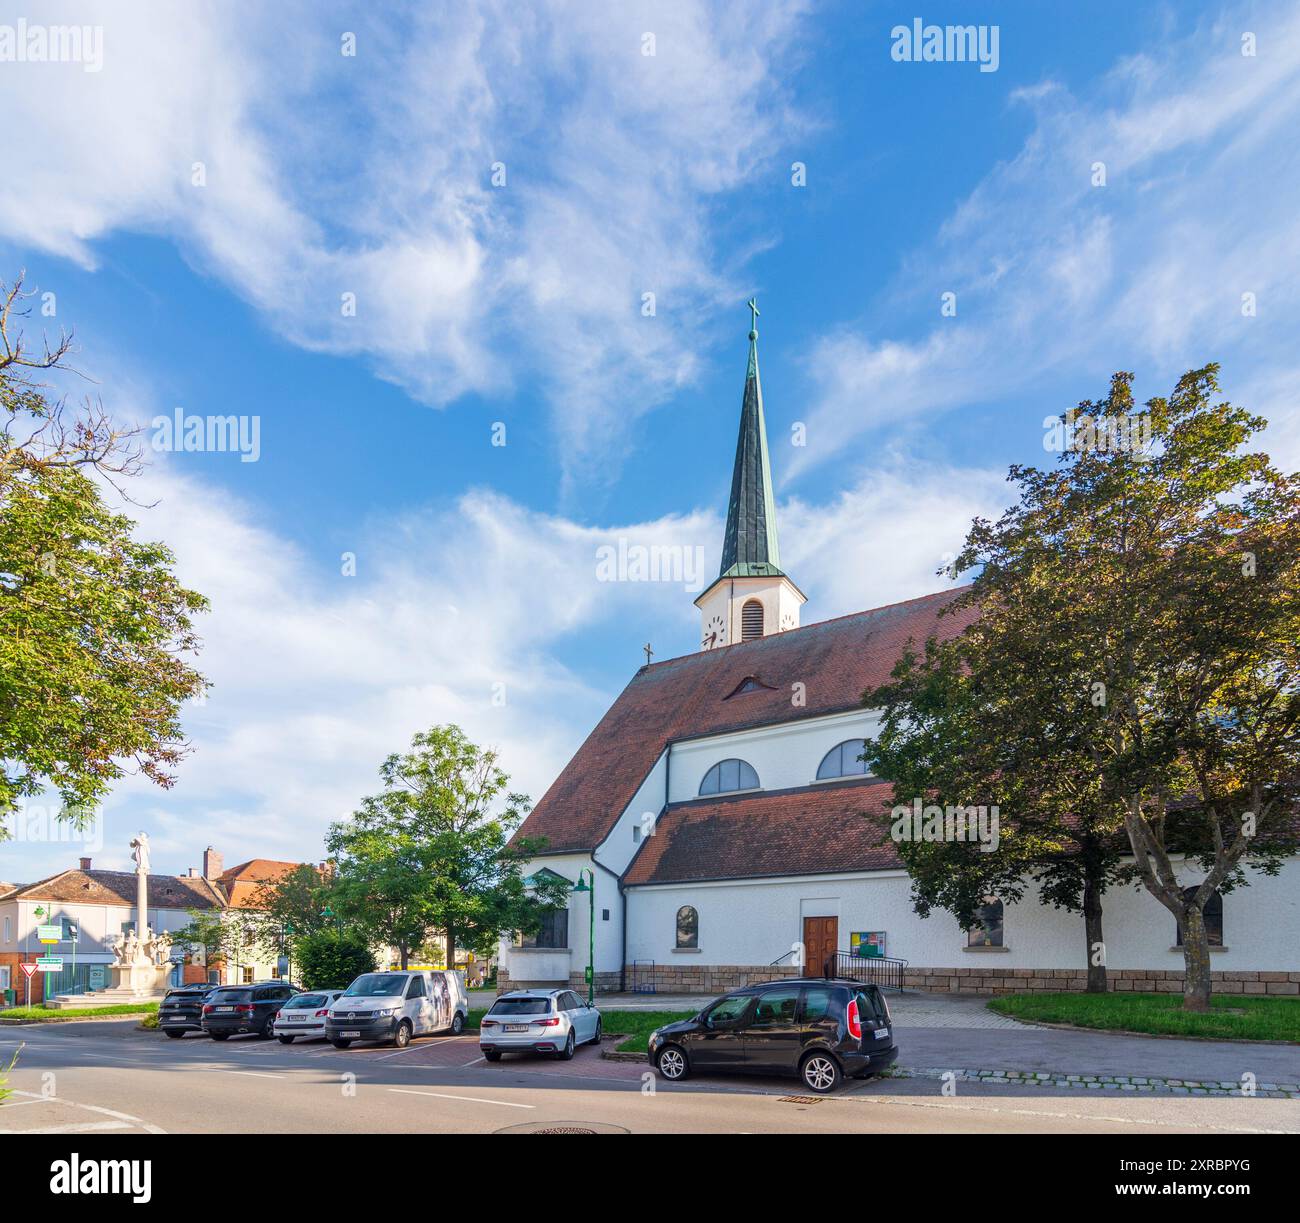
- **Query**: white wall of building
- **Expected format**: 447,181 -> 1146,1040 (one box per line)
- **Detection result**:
668,709 -> 880,803
0,898 -> 199,958
626,858 -> 1300,972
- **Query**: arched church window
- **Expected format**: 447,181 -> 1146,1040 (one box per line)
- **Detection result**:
1175,887 -> 1223,947
741,599 -> 764,640
967,898 -> 1004,948
676,906 -> 698,949
816,738 -> 869,780
699,758 -> 760,795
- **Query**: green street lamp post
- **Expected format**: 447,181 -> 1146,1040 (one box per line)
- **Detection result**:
571,870 -> 595,1005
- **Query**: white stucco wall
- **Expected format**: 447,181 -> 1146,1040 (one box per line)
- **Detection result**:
668,709 -> 880,802
626,858 -> 1300,972
0,898 -> 199,958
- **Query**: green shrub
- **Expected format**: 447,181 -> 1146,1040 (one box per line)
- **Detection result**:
296,929 -> 377,990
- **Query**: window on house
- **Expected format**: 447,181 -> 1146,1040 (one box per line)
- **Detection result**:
741,599 -> 764,640
241,966 -> 255,984
699,758 -> 760,796
816,739 -> 869,780
967,898 -> 1004,948
676,906 -> 699,949
0,965 -> 10,990
3,916 -> 10,944
1175,887 -> 1223,947
522,908 -> 568,949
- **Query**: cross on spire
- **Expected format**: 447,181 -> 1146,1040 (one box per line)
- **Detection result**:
747,296 -> 760,339
643,642 -> 654,665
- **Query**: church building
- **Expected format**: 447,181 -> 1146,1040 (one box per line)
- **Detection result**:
499,313 -> 1300,999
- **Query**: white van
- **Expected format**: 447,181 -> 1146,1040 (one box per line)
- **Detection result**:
324,969 -> 469,1049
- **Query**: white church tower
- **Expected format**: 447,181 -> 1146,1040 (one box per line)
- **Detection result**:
695,300 -> 805,650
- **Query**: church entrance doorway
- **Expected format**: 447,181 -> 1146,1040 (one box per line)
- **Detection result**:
802,916 -> 838,978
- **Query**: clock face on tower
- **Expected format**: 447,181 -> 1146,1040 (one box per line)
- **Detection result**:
702,613 -> 726,650
780,612 -> 795,631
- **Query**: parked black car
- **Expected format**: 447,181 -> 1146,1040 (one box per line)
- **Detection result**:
647,978 -> 897,1093
158,983 -> 218,1038
200,982 -> 298,1040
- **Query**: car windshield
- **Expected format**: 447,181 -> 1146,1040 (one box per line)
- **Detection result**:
207,989 -> 249,1005
488,997 -> 552,1016
283,993 -> 328,1009
343,973 -> 408,997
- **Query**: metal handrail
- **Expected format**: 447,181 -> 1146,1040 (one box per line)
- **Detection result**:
822,950 -> 910,990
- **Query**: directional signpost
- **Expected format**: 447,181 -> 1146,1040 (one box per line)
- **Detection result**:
37,925 -> 61,944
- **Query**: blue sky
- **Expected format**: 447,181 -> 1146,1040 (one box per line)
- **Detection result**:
2,0 -> 1298,881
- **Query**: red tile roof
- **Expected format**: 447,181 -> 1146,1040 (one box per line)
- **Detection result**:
218,859 -> 312,909
623,779 -> 901,885
515,587 -> 973,854
3,869 -> 226,910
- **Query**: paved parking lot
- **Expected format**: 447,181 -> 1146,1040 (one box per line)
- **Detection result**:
3,996 -> 1297,1135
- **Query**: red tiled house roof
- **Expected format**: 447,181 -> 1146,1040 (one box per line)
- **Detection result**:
623,778 -> 902,886
4,869 -> 226,910
218,859 -> 309,909
515,587 -> 974,856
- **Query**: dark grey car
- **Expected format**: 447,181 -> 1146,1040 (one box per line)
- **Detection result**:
647,978 -> 897,1093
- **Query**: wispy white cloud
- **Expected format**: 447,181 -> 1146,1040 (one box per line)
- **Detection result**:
0,0 -> 809,485
789,2 -> 1300,479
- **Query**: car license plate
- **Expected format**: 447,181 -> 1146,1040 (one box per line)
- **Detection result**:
504,1024 -> 528,1032
289,1014 -> 306,1021
217,1006 -> 233,1011
340,1030 -> 361,1038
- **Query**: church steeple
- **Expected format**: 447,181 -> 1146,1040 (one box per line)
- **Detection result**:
719,299 -> 785,580
695,300 -> 805,651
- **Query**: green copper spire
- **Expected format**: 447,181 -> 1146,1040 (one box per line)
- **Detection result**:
719,298 -> 784,580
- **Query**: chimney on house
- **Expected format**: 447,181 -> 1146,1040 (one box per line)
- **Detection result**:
203,847 -> 224,880
79,857 -> 92,870
188,867 -> 198,878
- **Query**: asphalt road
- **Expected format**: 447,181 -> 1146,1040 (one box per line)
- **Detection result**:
2,1018 -> 1298,1134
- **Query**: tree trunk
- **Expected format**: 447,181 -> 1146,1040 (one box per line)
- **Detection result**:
399,943 -> 408,969
1180,905 -> 1212,1011
1082,872 -> 1108,993
445,927 -> 455,975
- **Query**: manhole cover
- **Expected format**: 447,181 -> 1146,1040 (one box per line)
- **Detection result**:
495,1121 -> 630,1135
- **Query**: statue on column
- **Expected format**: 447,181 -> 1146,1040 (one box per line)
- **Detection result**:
130,831 -> 151,874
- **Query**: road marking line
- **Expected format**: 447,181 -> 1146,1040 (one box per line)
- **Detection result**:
1,1096 -> 56,1108
7,1089 -> 166,1135
4,1120 -> 132,1134
388,1088 -> 534,1110
224,1070 -> 285,1079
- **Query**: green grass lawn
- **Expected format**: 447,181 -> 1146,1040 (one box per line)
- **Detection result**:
988,992 -> 1300,1042
465,1006 -> 694,1052
0,1001 -> 160,1022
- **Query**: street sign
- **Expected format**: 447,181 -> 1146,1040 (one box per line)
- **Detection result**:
35,955 -> 63,972
19,962 -> 37,979
37,924 -> 61,943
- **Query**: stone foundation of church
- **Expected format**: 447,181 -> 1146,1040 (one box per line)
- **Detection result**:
496,964 -> 1300,996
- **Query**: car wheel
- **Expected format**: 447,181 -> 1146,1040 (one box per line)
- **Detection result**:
210,1033 -> 229,1041
801,1051 -> 842,1094
164,1029 -> 185,1039
277,1034 -> 294,1045
449,1011 -> 465,1036
558,1030 -> 576,1060
393,1020 -> 412,1049
591,1017 -> 602,1045
656,1045 -> 689,1081
483,1050 -> 502,1062
260,1017 -> 277,1039
331,1039 -> 352,1049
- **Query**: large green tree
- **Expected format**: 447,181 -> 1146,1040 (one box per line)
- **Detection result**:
878,366 -> 1299,1011
0,275 -> 207,831
865,637 -> 1130,992
326,725 -> 569,969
